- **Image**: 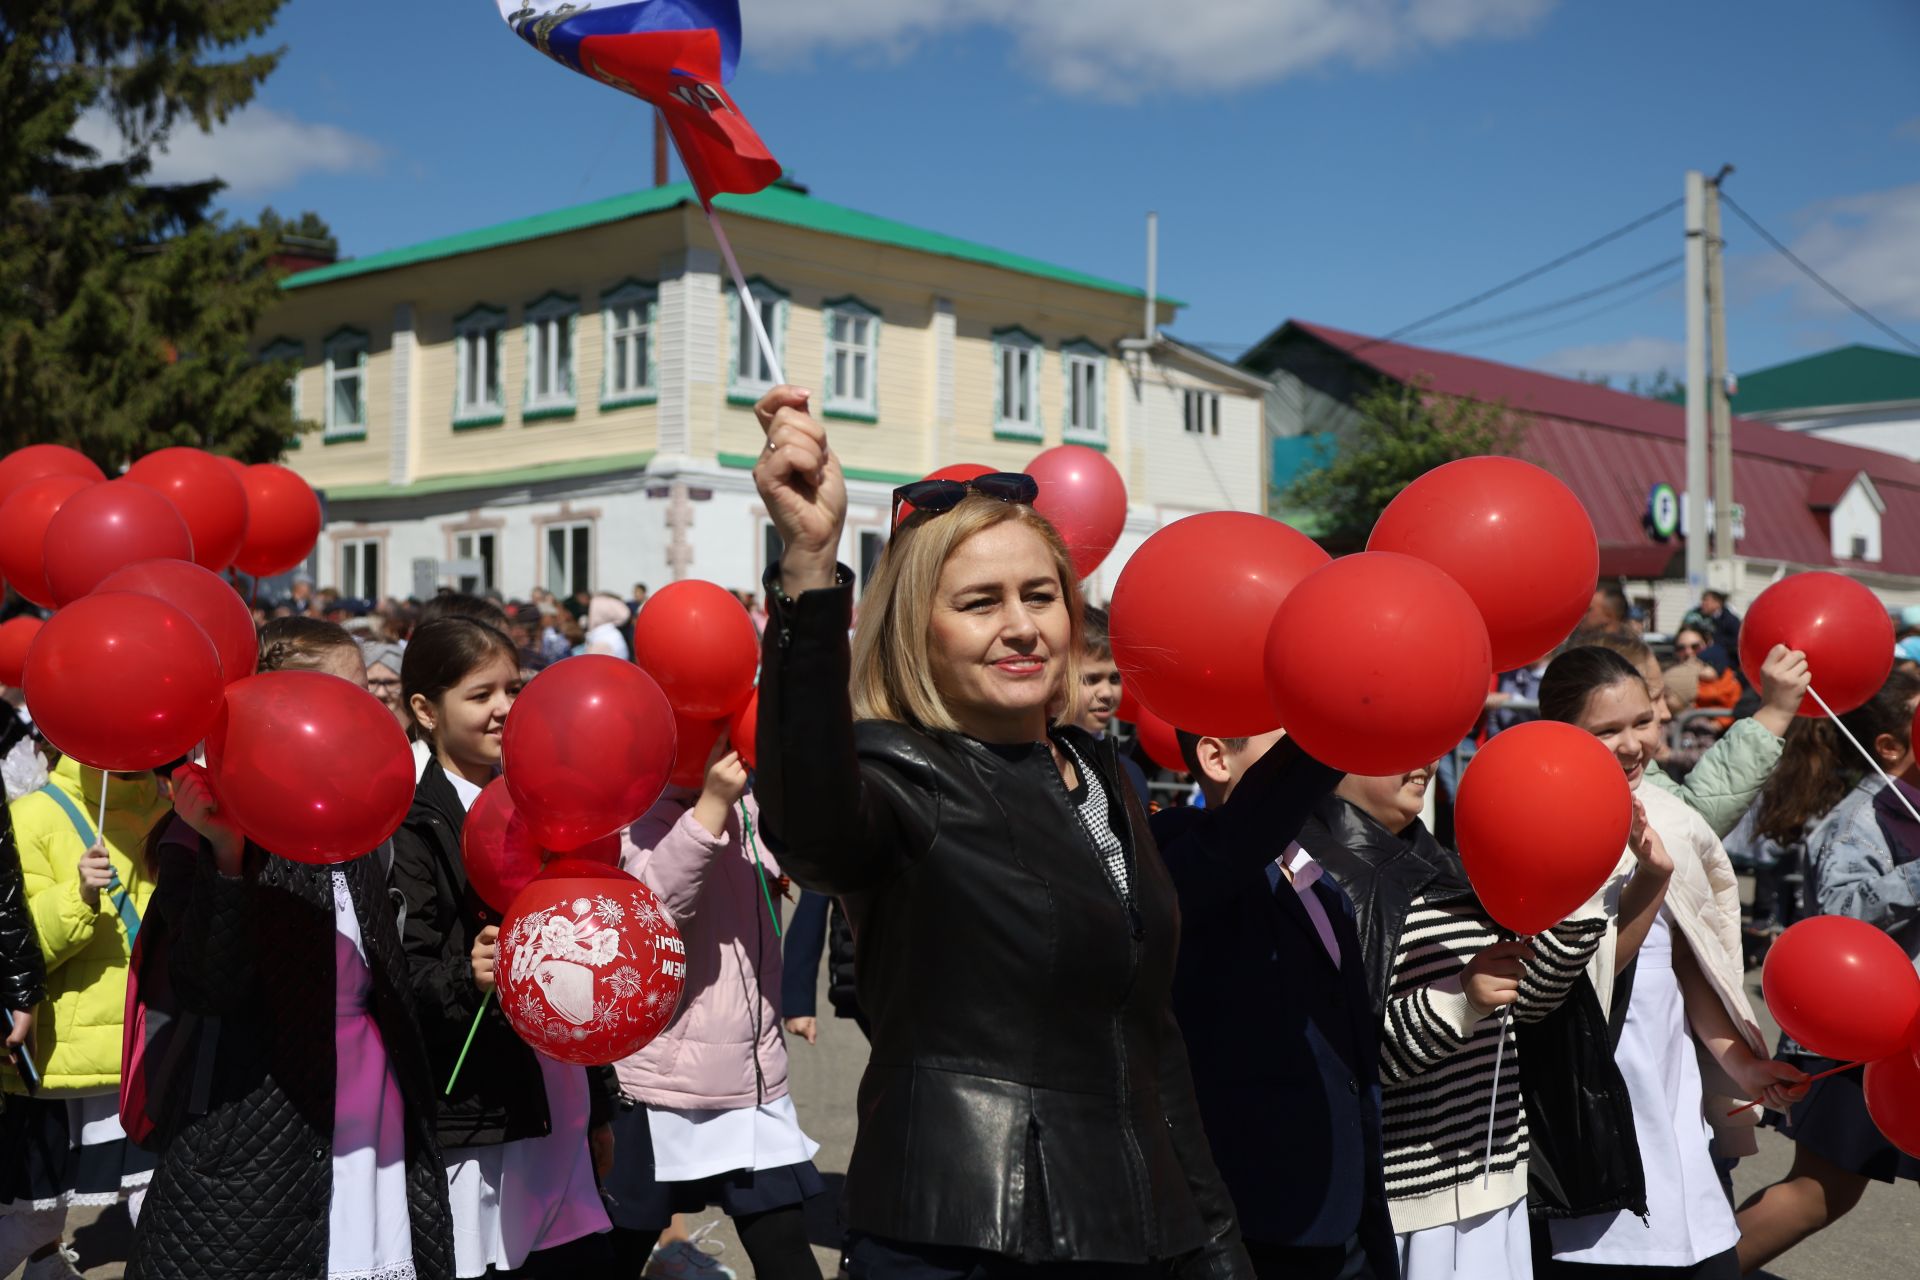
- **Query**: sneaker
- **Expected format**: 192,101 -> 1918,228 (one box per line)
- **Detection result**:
645,1222 -> 738,1279
23,1242 -> 85,1280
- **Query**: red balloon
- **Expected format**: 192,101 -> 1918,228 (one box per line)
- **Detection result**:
502,656 -> 677,852
1454,722 -> 1633,934
216,456 -> 248,477
233,464 -> 323,578
669,713 -> 727,790
0,617 -> 42,687
22,592 -> 224,770
204,670 -> 415,864
727,688 -> 759,771
1026,445 -> 1128,580
1109,513 -> 1329,736
1130,703 -> 1188,774
495,866 -> 685,1064
95,559 -> 257,684
1762,915 -> 1920,1062
897,462 -> 994,524
125,448 -> 251,573
0,445 -> 105,506
1369,457 -> 1599,671
1866,1048 -> 1920,1158
43,479 -> 194,606
1116,682 -> 1143,726
0,475 -> 96,607
1265,552 -> 1493,776
632,580 -> 760,718
1739,573 -> 1892,718
464,777 -> 622,915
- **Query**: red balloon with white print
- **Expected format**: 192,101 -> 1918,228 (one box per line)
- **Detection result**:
495,863 -> 685,1065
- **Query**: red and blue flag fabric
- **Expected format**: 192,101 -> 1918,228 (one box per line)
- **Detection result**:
496,1 -> 780,206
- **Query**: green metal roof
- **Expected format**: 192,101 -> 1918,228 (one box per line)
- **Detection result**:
321,451 -> 654,502
281,182 -> 1179,306
1731,344 -> 1920,414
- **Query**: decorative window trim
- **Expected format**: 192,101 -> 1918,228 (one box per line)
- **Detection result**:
822,295 -> 881,421
1061,338 -> 1108,448
323,327 -> 369,441
523,292 -> 579,416
600,279 -> 659,409
991,326 -> 1042,441
453,304 -> 506,428
727,277 -> 788,400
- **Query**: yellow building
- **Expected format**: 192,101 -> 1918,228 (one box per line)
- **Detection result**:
266,180 -> 1269,602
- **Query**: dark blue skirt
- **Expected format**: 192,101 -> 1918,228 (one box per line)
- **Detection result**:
0,1093 -> 157,1209
601,1098 -> 825,1231
1769,1055 -> 1920,1184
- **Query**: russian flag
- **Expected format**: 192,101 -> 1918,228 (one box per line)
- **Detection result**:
497,1 -> 780,206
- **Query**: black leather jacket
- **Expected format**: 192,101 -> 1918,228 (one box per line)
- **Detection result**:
756,568 -> 1248,1277
1,805 -> 47,1017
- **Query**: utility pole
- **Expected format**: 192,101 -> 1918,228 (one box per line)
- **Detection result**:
1684,171 -> 1709,592
1706,166 -> 1735,585
653,111 -> 669,186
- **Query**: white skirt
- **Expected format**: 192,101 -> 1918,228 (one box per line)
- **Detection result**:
1396,1200 -> 1532,1280
646,1093 -> 820,1184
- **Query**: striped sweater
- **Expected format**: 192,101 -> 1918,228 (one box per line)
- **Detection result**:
1379,895 -> 1608,1234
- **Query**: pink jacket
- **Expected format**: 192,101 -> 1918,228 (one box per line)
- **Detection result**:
615,788 -> 791,1111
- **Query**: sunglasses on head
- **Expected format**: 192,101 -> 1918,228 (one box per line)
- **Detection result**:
890,472 -> 1038,527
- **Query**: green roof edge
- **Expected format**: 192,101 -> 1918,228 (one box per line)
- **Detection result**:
321,450 -> 655,502
282,183 -> 1183,307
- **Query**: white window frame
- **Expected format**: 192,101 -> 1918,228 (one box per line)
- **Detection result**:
453,305 -> 506,427
260,338 -> 304,422
1183,389 -> 1221,437
600,280 -> 658,407
453,531 -> 497,594
323,328 -> 368,439
339,537 -> 381,600
1061,340 -> 1107,446
544,521 -> 594,597
727,278 -> 788,400
822,297 -> 880,420
992,327 -> 1042,440
523,293 -> 579,417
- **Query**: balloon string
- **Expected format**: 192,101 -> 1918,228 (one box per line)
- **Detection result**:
1809,685 -> 1920,827
1481,1004 -> 1511,1188
445,989 -> 492,1097
96,769 -> 109,839
1725,1059 -> 1861,1116
739,801 -> 782,940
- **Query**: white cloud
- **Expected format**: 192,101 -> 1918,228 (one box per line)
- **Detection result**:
744,0 -> 1555,99
1743,182 -> 1920,323
72,105 -> 383,196
1534,335 -> 1687,379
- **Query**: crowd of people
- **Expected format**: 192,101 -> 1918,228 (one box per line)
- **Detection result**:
0,383 -> 1914,1280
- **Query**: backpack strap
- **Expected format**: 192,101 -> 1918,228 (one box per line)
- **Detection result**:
36,782 -> 141,950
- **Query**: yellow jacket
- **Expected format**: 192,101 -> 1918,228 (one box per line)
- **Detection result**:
5,756 -> 166,1093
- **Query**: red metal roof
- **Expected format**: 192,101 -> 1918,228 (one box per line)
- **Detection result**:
1804,468 -> 1860,510
1285,322 -> 1920,577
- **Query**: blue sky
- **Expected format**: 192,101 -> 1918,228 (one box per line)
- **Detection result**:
141,0 -> 1920,384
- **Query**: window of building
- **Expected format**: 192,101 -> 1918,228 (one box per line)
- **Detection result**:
324,328 -> 368,439
454,531 -> 496,594
823,298 -> 880,419
601,281 -> 657,406
545,522 -> 593,597
858,530 -> 885,596
730,279 -> 788,398
524,293 -> 578,416
453,306 -> 505,426
1183,390 -> 1221,436
1062,341 -> 1106,445
340,538 -> 380,600
763,522 -> 786,575
993,327 -> 1041,439
260,339 -> 304,419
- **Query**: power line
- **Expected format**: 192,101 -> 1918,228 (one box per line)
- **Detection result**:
1352,196 -> 1685,352
1718,191 -> 1920,357
1459,268 -> 1686,354
1408,255 -> 1686,342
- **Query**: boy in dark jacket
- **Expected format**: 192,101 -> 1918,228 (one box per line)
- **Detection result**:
1153,730 -> 1397,1280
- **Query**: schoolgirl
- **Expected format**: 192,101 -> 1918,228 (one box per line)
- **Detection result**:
605,737 -> 823,1280
128,616 -> 453,1280
387,618 -> 616,1277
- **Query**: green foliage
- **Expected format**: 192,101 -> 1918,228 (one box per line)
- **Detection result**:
1581,368 -> 1687,401
0,0 -> 317,466
1285,377 -> 1521,549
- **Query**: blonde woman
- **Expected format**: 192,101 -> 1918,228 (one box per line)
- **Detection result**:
749,387 -> 1337,1279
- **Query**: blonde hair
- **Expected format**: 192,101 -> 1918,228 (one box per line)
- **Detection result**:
851,495 -> 1083,732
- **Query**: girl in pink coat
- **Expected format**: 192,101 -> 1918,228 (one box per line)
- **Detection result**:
603,737 -> 823,1280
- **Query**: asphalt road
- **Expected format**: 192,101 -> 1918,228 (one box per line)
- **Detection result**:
18,970 -> 1913,1279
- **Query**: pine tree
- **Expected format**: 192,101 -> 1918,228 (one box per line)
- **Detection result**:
0,0 -> 319,467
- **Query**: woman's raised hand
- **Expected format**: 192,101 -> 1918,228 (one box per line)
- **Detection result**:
172,763 -> 244,874
752,386 -> 846,594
